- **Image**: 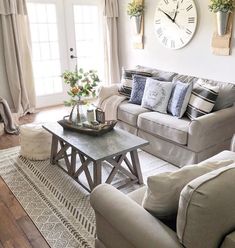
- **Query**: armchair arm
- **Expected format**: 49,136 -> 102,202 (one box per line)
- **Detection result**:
90,184 -> 182,248
220,231 -> 235,248
188,105 -> 235,152
96,84 -> 120,107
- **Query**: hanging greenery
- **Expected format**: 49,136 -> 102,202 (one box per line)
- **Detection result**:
209,0 -> 235,12
127,0 -> 144,18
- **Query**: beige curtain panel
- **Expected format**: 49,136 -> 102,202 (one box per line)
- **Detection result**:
0,0 -> 36,115
103,0 -> 120,85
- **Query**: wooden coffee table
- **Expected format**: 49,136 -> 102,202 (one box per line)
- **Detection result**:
43,123 -> 149,192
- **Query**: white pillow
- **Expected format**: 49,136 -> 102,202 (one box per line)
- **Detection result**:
142,160 -> 234,220
141,78 -> 173,113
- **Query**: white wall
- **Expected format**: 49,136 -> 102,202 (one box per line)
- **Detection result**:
118,0 -> 235,83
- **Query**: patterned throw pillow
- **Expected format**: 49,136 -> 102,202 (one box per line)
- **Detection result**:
141,78 -> 173,113
168,80 -> 193,118
129,75 -> 147,105
119,68 -> 152,98
186,82 -> 219,120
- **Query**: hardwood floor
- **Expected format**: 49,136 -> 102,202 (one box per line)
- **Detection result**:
0,105 -> 70,248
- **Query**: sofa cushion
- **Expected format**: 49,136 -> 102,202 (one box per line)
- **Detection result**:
118,101 -> 150,126
136,65 -> 177,81
186,82 -> 219,120
141,78 -> 173,113
197,78 -> 235,111
142,160 -> 233,222
129,75 -> 147,105
137,112 -> 190,145
177,163 -> 235,248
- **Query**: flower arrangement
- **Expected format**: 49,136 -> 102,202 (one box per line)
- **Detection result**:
209,0 -> 235,12
127,0 -> 144,18
61,66 -> 100,106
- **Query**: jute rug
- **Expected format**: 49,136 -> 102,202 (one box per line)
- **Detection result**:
0,147 -> 96,248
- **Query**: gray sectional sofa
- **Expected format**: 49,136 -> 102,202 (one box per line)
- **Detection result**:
97,67 -> 235,167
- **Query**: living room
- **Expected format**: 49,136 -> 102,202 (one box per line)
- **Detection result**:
0,0 -> 235,247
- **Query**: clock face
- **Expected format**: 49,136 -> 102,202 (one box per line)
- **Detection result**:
154,0 -> 197,49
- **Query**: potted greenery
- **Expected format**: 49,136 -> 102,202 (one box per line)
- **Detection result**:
127,0 -> 144,34
61,66 -> 100,124
209,0 -> 235,35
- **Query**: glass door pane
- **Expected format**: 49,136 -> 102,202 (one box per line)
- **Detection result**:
66,0 -> 104,79
27,2 -> 63,96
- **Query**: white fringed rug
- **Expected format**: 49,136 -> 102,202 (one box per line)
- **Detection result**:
0,147 -> 96,248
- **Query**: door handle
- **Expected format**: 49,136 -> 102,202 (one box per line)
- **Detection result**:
70,55 -> 77,59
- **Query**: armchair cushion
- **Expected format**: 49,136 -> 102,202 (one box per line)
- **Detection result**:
177,163 -> 235,248
142,160 -> 233,221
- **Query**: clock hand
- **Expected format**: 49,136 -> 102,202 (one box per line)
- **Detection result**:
173,1 -> 179,21
158,8 -> 174,22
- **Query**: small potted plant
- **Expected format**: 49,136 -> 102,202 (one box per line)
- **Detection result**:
61,66 -> 100,124
127,0 -> 144,34
209,0 -> 235,35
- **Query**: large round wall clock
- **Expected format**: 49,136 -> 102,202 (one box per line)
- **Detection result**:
154,0 -> 197,49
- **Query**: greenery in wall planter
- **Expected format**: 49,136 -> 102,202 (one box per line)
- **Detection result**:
127,0 -> 144,34
127,0 -> 144,18
209,0 -> 235,36
209,0 -> 234,12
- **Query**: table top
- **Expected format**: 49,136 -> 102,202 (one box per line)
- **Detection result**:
43,123 -> 149,161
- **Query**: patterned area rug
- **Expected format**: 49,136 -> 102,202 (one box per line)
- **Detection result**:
0,147 -> 96,248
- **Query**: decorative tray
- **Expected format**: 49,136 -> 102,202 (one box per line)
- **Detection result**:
58,116 -> 117,136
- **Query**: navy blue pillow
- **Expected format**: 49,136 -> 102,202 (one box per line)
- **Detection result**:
129,75 -> 147,105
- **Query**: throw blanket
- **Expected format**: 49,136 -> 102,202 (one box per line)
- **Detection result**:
0,97 -> 19,134
100,95 -> 126,120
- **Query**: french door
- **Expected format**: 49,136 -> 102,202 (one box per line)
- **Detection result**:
27,0 -> 104,108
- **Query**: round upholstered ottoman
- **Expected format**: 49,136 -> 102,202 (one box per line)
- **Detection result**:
19,123 -> 52,160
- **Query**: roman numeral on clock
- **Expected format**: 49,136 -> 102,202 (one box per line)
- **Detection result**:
164,0 -> 169,4
162,36 -> 168,45
171,40 -> 175,48
155,19 -> 161,24
188,17 -> 195,23
186,4 -> 193,11
186,28 -> 192,34
157,28 -> 163,37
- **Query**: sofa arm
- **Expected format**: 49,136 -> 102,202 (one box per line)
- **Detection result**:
96,84 -> 120,107
188,105 -> 235,152
90,184 -> 183,248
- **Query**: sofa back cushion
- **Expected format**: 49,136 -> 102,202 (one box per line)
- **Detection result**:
142,160 -> 233,221
136,65 -> 177,81
177,163 -> 235,248
197,78 -> 235,111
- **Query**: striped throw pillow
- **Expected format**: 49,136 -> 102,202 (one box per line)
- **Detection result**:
119,68 -> 152,98
186,83 -> 219,120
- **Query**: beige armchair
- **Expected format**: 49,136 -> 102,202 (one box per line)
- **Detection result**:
90,150 -> 235,248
